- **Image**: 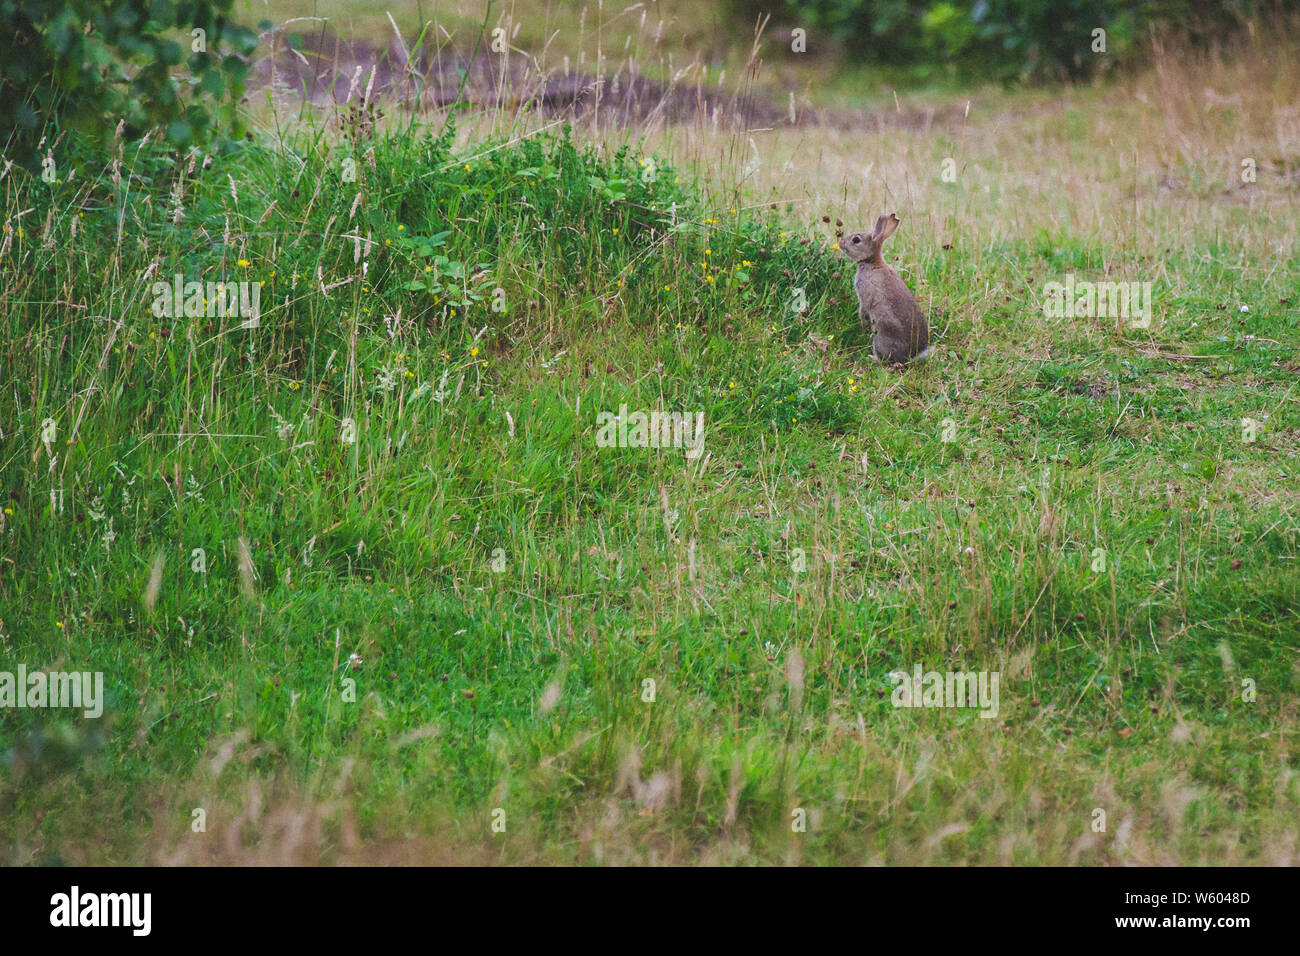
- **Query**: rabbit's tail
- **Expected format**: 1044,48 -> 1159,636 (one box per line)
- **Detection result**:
912,346 -> 933,363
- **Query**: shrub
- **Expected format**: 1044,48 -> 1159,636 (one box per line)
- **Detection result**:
735,0 -> 1268,83
0,0 -> 258,168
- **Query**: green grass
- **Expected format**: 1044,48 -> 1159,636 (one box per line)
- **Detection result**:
2,76 -> 1299,864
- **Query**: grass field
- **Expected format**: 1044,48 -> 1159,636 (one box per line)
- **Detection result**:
2,5 -> 1298,865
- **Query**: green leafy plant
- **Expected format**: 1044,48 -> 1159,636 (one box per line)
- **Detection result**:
748,372 -> 856,431
732,0 -> 1260,83
1,0 -> 259,166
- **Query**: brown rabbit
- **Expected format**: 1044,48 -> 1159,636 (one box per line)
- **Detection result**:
839,214 -> 931,364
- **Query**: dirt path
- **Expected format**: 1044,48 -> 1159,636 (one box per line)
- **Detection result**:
248,26 -> 971,133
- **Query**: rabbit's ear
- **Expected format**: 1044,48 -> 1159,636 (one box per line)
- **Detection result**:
871,215 -> 890,239
878,214 -> 901,242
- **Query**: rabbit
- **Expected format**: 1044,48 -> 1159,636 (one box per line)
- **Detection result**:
839,213 -> 931,364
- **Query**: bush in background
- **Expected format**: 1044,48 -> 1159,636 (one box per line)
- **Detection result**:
735,0 -> 1271,82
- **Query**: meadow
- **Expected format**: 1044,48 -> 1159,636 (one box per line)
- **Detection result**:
1,3 -> 1298,865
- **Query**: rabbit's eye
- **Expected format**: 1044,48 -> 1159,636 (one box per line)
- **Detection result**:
852,237 -> 860,244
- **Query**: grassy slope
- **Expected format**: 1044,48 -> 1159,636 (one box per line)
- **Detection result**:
2,19 -> 1299,865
